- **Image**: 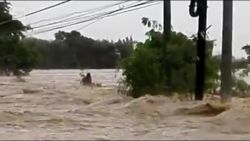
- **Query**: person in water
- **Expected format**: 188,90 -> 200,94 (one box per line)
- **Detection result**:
81,72 -> 92,85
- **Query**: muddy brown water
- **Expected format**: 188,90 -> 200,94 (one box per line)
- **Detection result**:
0,69 -> 250,140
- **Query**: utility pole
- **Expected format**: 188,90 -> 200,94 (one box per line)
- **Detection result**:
221,0 -> 233,103
163,0 -> 171,42
163,0 -> 171,88
189,0 -> 208,100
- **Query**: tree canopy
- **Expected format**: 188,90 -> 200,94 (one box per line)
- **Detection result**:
120,17 -> 219,97
0,2 -> 36,75
20,30 -> 133,69
120,18 -> 250,98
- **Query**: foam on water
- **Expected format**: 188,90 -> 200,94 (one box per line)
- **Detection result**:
1,69 -> 250,140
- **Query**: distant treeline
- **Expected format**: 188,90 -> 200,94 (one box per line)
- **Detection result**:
21,31 -> 133,69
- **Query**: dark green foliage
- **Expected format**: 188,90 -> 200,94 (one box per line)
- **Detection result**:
12,43 -> 38,74
205,55 -> 220,91
120,18 -> 219,97
0,2 -> 37,75
164,32 -> 197,92
121,45 -> 164,97
20,31 -> 133,69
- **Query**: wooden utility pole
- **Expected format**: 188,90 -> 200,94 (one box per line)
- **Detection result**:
163,0 -> 171,88
195,0 -> 207,100
189,0 -> 208,100
163,0 -> 171,42
221,0 -> 233,103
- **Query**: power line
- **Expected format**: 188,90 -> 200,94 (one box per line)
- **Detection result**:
24,0 -> 71,17
75,18 -> 103,31
0,1 -> 158,35
0,0 -> 71,26
76,2 -> 158,32
30,1 -> 139,29
0,1 -> 128,34
29,1 -> 153,34
29,1 -> 129,25
31,1 -> 159,35
29,1 -> 159,36
79,1 -> 159,32
32,1 -> 154,31
32,12 -> 105,29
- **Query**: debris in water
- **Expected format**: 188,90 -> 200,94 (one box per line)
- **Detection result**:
175,102 -> 230,116
23,88 -> 43,94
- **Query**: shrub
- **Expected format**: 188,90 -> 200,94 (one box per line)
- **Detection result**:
121,45 -> 165,97
120,18 -> 219,98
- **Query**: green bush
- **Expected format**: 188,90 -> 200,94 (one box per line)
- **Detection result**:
14,43 -> 39,74
121,45 -> 165,97
0,2 -> 37,76
120,19 -> 219,98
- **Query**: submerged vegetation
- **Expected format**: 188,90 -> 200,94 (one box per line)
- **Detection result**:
120,17 -> 250,98
1,1 -> 250,98
120,19 -> 218,97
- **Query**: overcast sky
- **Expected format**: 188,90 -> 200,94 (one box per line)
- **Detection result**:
8,1 -> 250,58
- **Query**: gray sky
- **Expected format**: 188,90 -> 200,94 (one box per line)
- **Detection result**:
8,1 -> 250,58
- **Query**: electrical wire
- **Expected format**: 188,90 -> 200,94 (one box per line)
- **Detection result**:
29,1 -> 159,36
0,1 -> 159,35
0,0 -> 71,26
24,0 -> 71,17
75,18 -> 103,31
30,1 -> 154,32
30,1 -> 140,29
75,1 -> 159,32
29,1 -> 129,25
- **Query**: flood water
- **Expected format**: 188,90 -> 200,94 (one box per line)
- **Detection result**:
0,69 -> 250,140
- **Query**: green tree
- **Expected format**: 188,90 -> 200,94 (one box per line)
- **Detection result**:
0,1 -> 36,75
21,30 -> 133,69
120,18 -> 219,98
121,43 -> 164,97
